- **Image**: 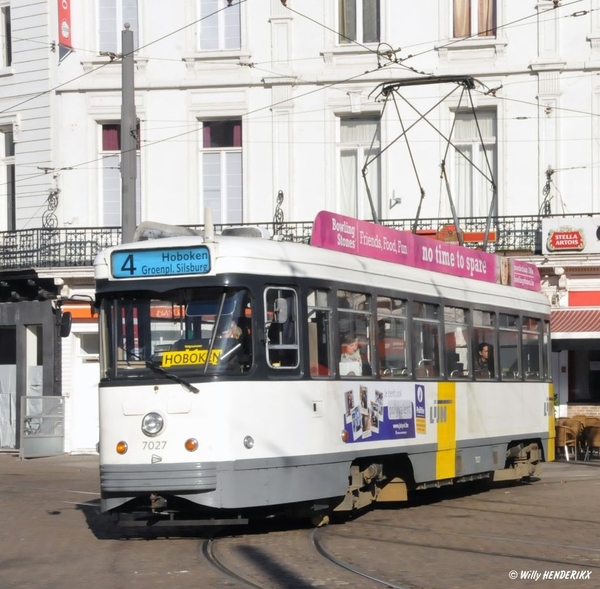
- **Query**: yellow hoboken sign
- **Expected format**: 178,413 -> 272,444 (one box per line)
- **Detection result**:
161,348 -> 222,367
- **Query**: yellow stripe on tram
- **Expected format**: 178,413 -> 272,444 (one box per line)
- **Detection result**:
436,382 -> 456,480
547,383 -> 555,462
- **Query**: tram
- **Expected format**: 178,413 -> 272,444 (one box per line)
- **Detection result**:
95,211 -> 553,524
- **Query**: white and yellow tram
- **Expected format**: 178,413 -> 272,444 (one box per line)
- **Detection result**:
95,211 -> 553,523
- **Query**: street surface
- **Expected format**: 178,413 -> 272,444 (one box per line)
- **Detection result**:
0,453 -> 598,588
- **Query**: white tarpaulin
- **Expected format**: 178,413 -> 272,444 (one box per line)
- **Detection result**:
0,365 -> 16,448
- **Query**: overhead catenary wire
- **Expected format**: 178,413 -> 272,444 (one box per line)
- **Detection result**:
3,0 -> 599,228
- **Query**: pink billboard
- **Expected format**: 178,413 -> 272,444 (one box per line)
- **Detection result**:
310,211 -> 541,292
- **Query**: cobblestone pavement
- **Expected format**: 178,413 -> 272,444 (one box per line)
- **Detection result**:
1,453 -> 598,589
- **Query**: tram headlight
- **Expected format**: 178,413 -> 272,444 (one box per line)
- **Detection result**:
141,412 -> 164,437
243,435 -> 254,449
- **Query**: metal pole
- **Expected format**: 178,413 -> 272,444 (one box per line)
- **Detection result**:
121,23 -> 136,243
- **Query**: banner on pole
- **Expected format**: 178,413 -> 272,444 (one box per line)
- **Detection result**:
58,0 -> 72,49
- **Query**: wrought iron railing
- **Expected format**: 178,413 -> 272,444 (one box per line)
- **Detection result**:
0,214 -> 583,270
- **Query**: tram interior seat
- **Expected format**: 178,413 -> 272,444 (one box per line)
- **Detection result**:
380,366 -> 408,377
378,337 -> 407,377
415,359 -> 434,378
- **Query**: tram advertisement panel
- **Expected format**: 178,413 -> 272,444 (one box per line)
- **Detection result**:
343,383 -> 424,443
311,211 -> 541,291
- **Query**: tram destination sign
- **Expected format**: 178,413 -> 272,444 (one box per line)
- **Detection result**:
111,246 -> 211,279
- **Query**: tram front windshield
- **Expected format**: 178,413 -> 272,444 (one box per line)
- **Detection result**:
99,287 -> 252,380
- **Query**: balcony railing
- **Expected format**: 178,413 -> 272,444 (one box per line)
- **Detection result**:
0,214 -> 577,271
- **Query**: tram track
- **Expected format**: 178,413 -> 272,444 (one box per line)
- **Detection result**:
198,476 -> 600,589
202,513 -> 600,589
322,526 -> 600,571
201,525 -> 412,589
202,537 -> 266,589
310,527 -> 411,589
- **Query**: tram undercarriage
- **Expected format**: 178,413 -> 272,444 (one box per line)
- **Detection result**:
332,440 -> 543,517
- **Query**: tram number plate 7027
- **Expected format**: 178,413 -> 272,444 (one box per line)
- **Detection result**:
142,441 -> 167,450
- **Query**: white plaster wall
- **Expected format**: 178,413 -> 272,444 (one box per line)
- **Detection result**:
5,1 -> 600,449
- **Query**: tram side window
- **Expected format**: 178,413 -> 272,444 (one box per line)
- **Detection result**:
499,313 -> 520,380
543,320 -> 552,380
377,296 -> 408,378
307,288 -> 331,377
338,289 -> 373,378
473,309 -> 495,379
412,301 -> 440,378
265,287 -> 299,369
445,306 -> 470,379
522,317 -> 542,380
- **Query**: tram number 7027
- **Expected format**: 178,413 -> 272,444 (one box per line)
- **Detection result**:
142,441 -> 167,450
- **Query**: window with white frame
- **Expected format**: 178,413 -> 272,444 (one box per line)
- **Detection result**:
0,3 -> 11,67
339,0 -> 380,45
100,123 -> 141,227
98,0 -> 139,53
0,127 -> 14,231
201,120 -> 242,225
198,0 -> 241,51
452,110 -> 497,218
453,0 -> 496,38
339,117 -> 381,219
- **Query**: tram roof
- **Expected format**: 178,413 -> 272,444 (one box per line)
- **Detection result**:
94,224 -> 549,316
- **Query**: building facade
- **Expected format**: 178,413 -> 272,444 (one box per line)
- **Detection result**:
0,0 -> 599,453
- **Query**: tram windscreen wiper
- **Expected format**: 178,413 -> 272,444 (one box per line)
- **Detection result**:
143,360 -> 199,394
122,349 -> 199,394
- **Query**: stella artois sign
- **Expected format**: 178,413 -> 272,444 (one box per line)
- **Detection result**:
546,226 -> 585,252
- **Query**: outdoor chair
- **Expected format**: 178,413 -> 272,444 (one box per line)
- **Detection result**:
561,419 -> 585,458
584,426 -> 600,461
555,424 -> 577,461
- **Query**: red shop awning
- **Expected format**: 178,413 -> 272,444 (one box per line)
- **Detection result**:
551,308 -> 600,338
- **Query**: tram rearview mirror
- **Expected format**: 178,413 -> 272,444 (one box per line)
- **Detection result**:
60,311 -> 72,338
273,298 -> 288,323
